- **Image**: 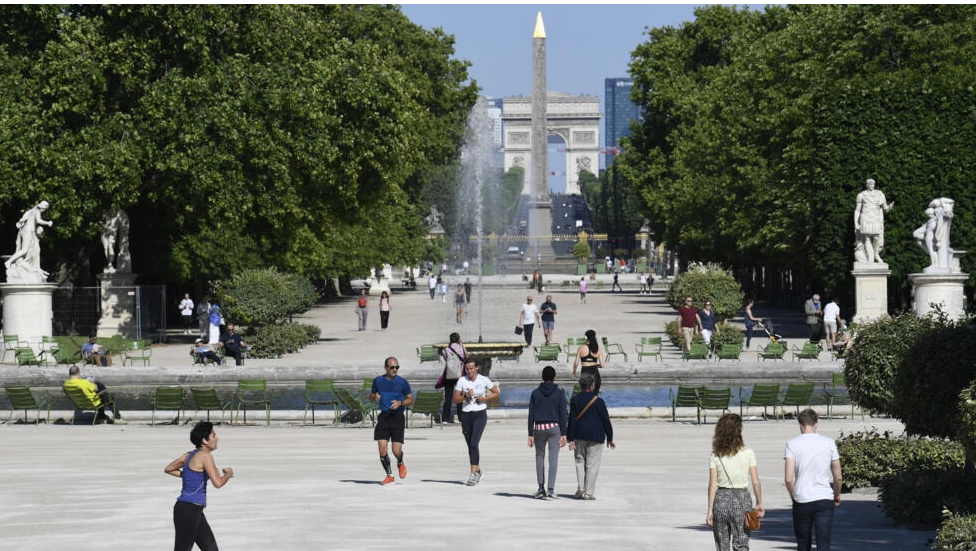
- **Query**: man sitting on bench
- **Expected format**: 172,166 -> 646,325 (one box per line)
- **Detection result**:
63,366 -> 123,423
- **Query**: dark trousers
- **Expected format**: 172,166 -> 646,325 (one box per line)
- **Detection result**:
173,501 -> 218,551
792,499 -> 835,551
461,409 -> 487,466
429,287 -> 436,299
442,379 -> 459,423
522,323 -> 534,345
380,310 -> 390,329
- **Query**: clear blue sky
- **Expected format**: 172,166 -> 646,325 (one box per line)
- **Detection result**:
399,4 -> 759,187
400,4 -> 710,99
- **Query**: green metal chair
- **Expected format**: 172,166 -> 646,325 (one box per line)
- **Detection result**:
635,337 -> 663,362
235,380 -> 274,426
669,385 -> 703,422
792,342 -> 822,361
758,341 -> 787,361
335,387 -> 378,427
417,345 -> 441,363
63,386 -> 118,425
52,336 -> 80,366
303,380 -> 340,425
739,383 -> 780,420
563,337 -> 588,362
189,387 -> 232,424
715,343 -> 743,362
408,389 -> 444,428
150,386 -> 185,425
533,344 -> 561,362
823,372 -> 862,420
684,343 -> 709,361
601,336 -> 628,363
4,385 -> 50,423
776,381 -> 817,420
2,334 -> 28,362
15,347 -> 44,366
696,387 -> 732,424
123,340 -> 153,366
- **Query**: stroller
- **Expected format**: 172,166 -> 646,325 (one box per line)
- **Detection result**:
754,319 -> 785,345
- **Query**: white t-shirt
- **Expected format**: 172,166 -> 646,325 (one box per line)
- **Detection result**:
179,298 -> 194,316
823,302 -> 840,323
521,303 -> 539,324
640,274 -> 648,285
709,447 -> 757,489
455,374 -> 495,412
429,276 -> 437,289
784,432 -> 840,503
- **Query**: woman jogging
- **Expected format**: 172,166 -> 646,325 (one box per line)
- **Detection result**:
165,421 -> 234,551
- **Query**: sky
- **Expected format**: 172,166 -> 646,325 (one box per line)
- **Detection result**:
399,3 -> 731,187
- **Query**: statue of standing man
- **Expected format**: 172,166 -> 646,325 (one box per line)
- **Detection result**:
5,201 -> 53,282
853,178 -> 894,264
101,209 -> 131,273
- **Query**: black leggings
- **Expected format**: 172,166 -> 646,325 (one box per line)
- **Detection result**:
461,409 -> 488,465
174,501 -> 218,551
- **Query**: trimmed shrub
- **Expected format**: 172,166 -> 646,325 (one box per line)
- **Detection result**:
246,322 -> 320,359
837,429 -> 965,490
844,313 -> 936,415
665,320 -> 702,349
212,268 -> 318,327
665,263 -> 743,321
934,511 -> 976,551
879,463 -> 975,526
711,322 -> 744,346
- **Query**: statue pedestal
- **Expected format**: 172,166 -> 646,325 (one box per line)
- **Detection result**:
851,263 -> 890,323
0,283 -> 56,341
909,272 -> 969,319
96,272 -> 139,338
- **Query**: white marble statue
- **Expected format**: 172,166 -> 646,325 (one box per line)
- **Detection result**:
913,197 -> 954,273
5,200 -> 53,283
101,209 -> 131,273
853,178 -> 894,264
425,205 -> 444,233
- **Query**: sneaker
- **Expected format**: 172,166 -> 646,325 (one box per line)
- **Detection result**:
474,471 -> 483,485
533,488 -> 546,499
398,463 -> 408,479
113,419 -> 128,425
381,475 -> 395,485
546,491 -> 558,500
573,489 -> 585,500
465,473 -> 478,486
582,494 -> 596,500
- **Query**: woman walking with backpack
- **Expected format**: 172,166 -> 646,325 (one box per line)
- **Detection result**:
440,332 -> 467,424
355,289 -> 368,331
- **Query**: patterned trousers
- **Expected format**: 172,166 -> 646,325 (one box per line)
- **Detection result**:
712,487 -> 753,551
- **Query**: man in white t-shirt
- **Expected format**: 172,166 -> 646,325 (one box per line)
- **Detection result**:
822,299 -> 841,350
784,409 -> 843,551
517,295 -> 541,346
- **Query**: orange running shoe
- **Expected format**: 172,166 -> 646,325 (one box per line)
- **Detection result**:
381,475 -> 395,485
398,463 -> 408,479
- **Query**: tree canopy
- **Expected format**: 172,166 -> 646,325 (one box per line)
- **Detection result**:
620,4 -> 976,304
0,5 -> 478,285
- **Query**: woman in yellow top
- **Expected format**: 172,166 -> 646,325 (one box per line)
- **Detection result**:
707,413 -> 764,551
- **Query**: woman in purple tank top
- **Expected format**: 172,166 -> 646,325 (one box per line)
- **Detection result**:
165,421 -> 234,551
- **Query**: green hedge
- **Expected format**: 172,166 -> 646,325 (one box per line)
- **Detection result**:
664,320 -> 742,350
665,263 -> 743,322
212,268 -> 318,326
837,429 -> 965,490
934,511 -> 976,551
246,323 -> 321,359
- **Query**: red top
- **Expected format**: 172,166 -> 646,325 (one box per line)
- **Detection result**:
678,305 -> 699,328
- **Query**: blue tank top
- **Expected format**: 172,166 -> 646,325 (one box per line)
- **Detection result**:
177,450 -> 209,506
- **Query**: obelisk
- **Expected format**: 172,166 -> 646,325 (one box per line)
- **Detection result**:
529,11 -> 552,265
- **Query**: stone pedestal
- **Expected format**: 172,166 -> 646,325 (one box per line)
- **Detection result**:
368,265 -> 391,296
851,263 -> 890,323
96,272 -> 138,338
909,272 -> 969,319
0,283 -> 56,342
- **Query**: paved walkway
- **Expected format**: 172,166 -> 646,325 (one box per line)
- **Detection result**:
1,274 -> 935,550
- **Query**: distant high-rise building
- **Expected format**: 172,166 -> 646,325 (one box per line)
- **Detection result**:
484,97 -> 504,169
604,78 -> 642,168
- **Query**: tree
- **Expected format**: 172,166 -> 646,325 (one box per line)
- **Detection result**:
0,5 -> 478,285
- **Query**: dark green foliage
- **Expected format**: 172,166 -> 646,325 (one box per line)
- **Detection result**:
837,428 -> 965,490
843,313 -> 936,415
0,5 -> 478,285
664,320 -> 701,349
665,263 -> 744,321
572,240 -> 590,261
711,324 -> 744,346
211,268 -> 318,327
245,322 -> 320,359
879,463 -> 975,526
956,382 -> 976,461
934,511 -> 976,551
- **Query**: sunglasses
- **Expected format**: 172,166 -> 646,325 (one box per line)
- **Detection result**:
388,365 -> 400,370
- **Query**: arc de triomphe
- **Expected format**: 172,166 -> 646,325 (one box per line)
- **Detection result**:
501,92 -> 601,196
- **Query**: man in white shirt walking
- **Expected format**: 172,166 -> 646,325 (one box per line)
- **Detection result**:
784,409 -> 843,551
517,295 -> 541,346
822,299 -> 840,350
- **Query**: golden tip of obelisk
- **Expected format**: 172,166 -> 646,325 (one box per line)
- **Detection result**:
534,11 -> 546,39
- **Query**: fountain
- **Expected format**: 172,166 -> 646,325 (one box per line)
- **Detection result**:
458,97 -> 493,341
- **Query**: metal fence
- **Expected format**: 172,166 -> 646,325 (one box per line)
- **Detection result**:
52,285 -> 167,341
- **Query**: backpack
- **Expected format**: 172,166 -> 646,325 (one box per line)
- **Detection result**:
358,296 -> 367,308
444,344 -> 465,379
